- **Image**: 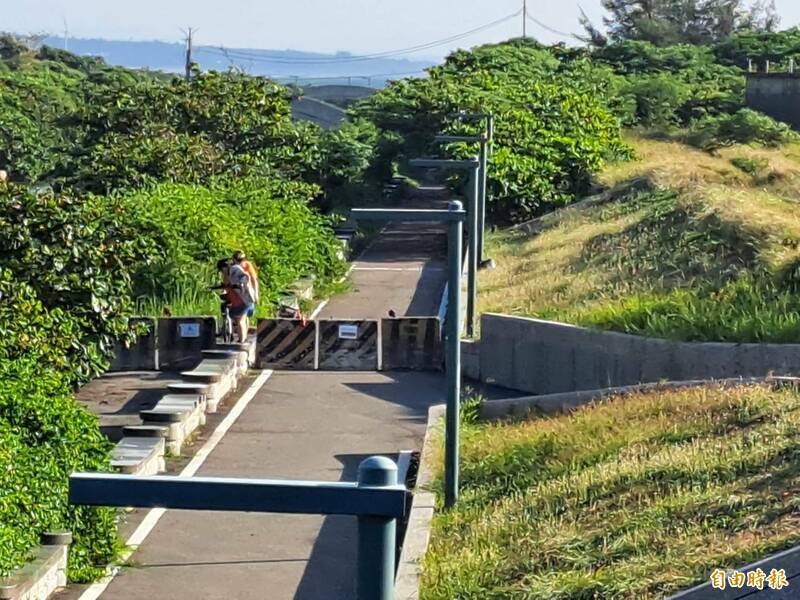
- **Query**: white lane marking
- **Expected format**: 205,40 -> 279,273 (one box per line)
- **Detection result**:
309,299 -> 329,319
77,369 -> 274,600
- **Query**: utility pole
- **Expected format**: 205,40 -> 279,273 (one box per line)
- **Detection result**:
62,18 -> 69,51
523,0 -> 528,38
183,27 -> 196,81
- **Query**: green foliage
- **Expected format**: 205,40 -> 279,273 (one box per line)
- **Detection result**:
0,184 -> 158,383
590,40 -> 746,123
61,71 -> 317,194
121,177 -> 345,314
714,28 -> 800,68
688,108 -> 798,150
730,155 -> 770,175
580,278 -> 800,342
0,273 -> 118,581
588,0 -> 779,47
354,40 -> 630,223
621,74 -> 692,126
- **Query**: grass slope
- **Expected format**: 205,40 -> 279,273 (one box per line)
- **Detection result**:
422,384 -> 800,599
479,133 -> 800,342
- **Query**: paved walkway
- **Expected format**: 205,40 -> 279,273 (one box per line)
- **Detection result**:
85,190 -> 450,600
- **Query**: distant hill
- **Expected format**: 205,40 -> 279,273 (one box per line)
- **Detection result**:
42,36 -> 434,87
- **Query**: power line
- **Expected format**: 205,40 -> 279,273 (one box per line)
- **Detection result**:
197,10 -> 522,65
526,14 -> 580,39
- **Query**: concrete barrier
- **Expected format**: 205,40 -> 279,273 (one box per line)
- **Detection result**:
318,320 -> 379,370
381,318 -> 443,371
466,313 -> 800,395
157,317 -> 216,371
256,319 -> 317,370
746,73 -> 800,130
110,317 -> 157,371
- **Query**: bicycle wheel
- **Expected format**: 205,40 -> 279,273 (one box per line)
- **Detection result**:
223,314 -> 234,343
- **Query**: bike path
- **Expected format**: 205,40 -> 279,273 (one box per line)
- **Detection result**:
91,191 -> 451,600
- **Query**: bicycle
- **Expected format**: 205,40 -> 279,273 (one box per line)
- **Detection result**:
210,287 -> 235,343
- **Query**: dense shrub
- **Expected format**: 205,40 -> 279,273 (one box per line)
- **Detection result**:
621,74 -> 692,126
354,40 -> 631,223
0,184 -> 158,383
122,177 -> 346,312
590,40 -> 746,123
60,71 -> 318,194
713,28 -> 800,68
688,108 -> 798,150
0,273 -> 118,581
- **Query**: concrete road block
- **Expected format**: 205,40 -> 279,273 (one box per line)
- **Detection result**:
256,319 -> 316,370
381,318 -> 443,371
318,320 -> 379,371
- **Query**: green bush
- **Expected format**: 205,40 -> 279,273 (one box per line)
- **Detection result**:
0,273 -> 118,581
590,40 -> 746,124
61,71 -> 318,194
122,177 -> 346,314
0,184 -> 158,384
688,108 -> 798,150
353,40 -> 631,223
622,74 -> 692,126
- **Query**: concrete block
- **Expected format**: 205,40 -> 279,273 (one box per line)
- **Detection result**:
111,437 -> 165,475
140,394 -> 205,456
381,318 -> 443,371
318,320 -> 379,371
256,319 -> 316,370
157,317 -> 216,371
110,317 -> 157,371
461,340 -> 480,380
0,534 -> 71,600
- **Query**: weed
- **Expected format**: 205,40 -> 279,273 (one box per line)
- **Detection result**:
422,384 -> 800,599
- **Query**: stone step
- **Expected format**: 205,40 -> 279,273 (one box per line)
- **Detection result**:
168,382 -> 210,396
122,425 -> 169,438
111,437 -> 165,475
139,407 -> 190,423
181,371 -> 224,384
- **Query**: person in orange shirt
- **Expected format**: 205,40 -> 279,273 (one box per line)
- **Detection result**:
232,250 -> 259,332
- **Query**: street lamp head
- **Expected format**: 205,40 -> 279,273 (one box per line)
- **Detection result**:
448,199 -> 464,212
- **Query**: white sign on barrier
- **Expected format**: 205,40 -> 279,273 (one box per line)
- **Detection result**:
179,323 -> 201,338
338,324 -> 359,340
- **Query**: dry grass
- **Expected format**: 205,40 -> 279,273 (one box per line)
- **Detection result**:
422,384 -> 800,599
478,132 -> 800,341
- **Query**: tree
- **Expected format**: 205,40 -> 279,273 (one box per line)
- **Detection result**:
582,0 -> 780,46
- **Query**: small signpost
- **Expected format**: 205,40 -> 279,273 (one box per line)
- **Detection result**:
178,323 -> 201,338
351,202 -> 465,508
70,456 -> 405,600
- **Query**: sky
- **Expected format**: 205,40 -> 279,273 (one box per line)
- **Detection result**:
7,0 -> 800,57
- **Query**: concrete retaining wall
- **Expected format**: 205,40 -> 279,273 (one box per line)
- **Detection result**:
746,73 -> 800,130
111,316 -> 214,372
110,317 -> 157,371
465,313 -> 800,395
157,317 -> 216,371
